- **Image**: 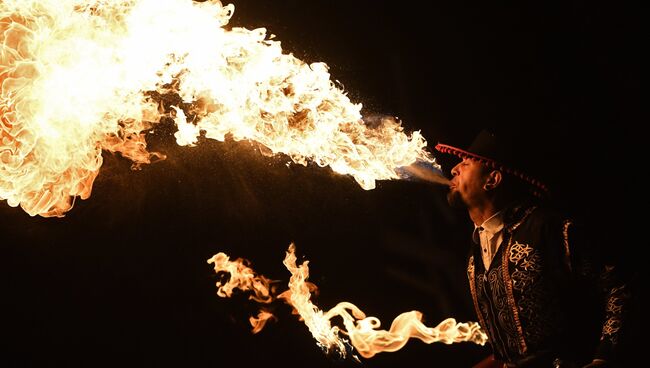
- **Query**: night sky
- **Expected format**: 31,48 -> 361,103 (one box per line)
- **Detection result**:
2,1 -> 640,367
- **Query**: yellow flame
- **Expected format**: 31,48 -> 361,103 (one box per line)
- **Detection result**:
209,244 -> 487,359
278,243 -> 349,356
327,304 -> 487,359
1,0 -> 436,217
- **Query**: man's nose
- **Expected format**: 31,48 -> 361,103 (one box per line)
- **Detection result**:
450,164 -> 460,177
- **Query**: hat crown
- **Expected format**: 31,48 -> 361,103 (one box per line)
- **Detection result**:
435,128 -> 548,196
467,129 -> 511,163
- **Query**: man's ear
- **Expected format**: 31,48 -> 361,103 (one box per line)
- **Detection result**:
483,170 -> 502,191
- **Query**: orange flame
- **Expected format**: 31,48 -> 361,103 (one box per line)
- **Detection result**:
1,0 -> 436,217
249,310 -> 277,334
207,251 -> 278,333
209,244 -> 487,360
207,251 -> 276,304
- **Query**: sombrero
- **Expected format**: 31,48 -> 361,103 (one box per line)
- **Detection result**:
435,129 -> 549,196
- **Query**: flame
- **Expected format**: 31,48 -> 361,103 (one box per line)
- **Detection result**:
278,243 -> 349,356
207,251 -> 276,304
249,310 -> 276,334
209,244 -> 487,360
1,0 -> 436,217
208,252 -> 278,333
329,305 -> 486,359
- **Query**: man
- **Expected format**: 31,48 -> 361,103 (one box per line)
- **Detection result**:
434,129 -> 629,368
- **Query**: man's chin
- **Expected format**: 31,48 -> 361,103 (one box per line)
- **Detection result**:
446,191 -> 466,209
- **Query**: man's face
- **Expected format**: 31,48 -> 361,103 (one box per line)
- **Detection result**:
447,158 -> 489,209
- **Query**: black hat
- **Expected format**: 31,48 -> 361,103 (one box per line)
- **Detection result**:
435,129 -> 549,197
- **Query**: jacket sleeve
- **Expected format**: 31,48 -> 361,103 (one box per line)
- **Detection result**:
564,220 -> 631,363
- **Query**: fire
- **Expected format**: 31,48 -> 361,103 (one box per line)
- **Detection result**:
207,251 -> 276,303
1,0 -> 436,217
207,251 -> 278,333
209,244 -> 487,360
279,243 -> 350,356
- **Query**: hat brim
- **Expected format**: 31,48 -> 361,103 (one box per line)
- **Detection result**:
435,143 -> 549,196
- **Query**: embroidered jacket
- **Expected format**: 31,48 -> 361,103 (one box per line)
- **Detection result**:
467,205 -> 628,367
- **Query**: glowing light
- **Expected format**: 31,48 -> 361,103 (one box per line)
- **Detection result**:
1,0 -> 436,217
209,244 -> 487,359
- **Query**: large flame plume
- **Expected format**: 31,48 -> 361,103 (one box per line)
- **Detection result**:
208,244 -> 487,360
1,0 -> 436,217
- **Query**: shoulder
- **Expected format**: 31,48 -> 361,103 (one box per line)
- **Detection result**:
508,204 -> 573,251
508,203 -> 567,232
530,205 -> 563,220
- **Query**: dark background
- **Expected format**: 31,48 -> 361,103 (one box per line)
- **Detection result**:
2,1 -> 640,367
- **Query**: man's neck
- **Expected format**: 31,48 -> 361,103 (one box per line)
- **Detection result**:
469,203 -> 501,226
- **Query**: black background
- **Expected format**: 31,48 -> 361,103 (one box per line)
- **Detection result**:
2,1 -> 640,367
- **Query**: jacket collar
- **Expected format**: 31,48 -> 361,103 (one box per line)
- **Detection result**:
503,202 -> 537,233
